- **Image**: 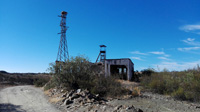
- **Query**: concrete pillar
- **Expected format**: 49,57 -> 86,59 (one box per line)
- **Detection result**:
104,62 -> 107,77
126,65 -> 130,80
108,64 -> 110,76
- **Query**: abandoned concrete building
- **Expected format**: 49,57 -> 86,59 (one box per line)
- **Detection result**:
94,45 -> 134,81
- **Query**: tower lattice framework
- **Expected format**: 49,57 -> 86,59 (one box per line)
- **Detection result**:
57,11 -> 69,62
96,45 -> 106,63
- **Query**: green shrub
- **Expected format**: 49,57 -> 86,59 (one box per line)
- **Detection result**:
91,75 -> 129,97
44,79 -> 57,90
172,87 -> 185,100
34,75 -> 50,87
141,68 -> 155,76
48,56 -> 94,90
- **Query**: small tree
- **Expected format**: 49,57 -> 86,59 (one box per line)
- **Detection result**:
49,55 -> 94,90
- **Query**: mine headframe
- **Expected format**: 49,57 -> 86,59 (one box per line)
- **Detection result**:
96,45 -> 106,63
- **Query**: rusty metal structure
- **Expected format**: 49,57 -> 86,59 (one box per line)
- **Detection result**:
96,45 -> 106,63
56,11 -> 69,62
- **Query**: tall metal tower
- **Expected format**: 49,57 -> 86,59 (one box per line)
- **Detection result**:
96,45 -> 106,63
56,11 -> 69,62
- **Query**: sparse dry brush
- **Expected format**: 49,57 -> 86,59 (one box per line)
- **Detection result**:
141,68 -> 200,102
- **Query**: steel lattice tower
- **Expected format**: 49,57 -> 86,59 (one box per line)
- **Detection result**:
56,11 -> 69,62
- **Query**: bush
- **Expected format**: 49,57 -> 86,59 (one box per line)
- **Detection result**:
141,68 -> 155,76
48,56 -> 94,90
44,79 -> 57,90
91,75 -> 129,97
172,87 -> 185,100
34,75 -> 50,87
46,55 -> 128,98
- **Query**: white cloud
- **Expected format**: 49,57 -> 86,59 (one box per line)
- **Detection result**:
130,57 -> 142,60
180,24 -> 200,34
180,24 -> 200,32
131,51 -> 170,57
182,38 -> 200,46
154,60 -> 200,71
178,47 -> 200,51
187,38 -> 195,41
158,57 -> 171,60
130,51 -> 147,55
149,51 -> 165,55
164,54 -> 170,57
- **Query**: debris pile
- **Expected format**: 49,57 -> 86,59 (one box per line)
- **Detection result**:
48,88 -> 143,112
61,89 -> 106,106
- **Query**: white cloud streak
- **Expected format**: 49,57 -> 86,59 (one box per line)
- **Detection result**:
158,57 -> 171,60
178,47 -> 200,51
180,24 -> 200,34
164,54 -> 170,57
154,60 -> 200,71
130,51 -> 147,55
180,24 -> 200,32
130,57 -> 142,60
149,51 -> 165,55
182,38 -> 200,46
130,51 -> 171,61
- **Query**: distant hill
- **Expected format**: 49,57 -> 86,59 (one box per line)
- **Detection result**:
0,70 -> 8,74
0,71 -> 50,85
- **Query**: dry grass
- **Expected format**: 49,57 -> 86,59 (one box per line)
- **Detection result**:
44,88 -> 64,103
131,87 -> 141,96
117,79 -> 140,91
117,79 -> 142,97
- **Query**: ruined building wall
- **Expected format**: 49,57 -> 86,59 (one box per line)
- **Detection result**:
104,59 -> 134,81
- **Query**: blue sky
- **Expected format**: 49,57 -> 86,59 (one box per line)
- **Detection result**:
1,0 -> 200,72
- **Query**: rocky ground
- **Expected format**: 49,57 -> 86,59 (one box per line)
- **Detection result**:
108,92 -> 200,112
46,88 -> 142,112
1,71 -> 200,112
2,85 -> 200,112
45,80 -> 200,112
46,87 -> 200,112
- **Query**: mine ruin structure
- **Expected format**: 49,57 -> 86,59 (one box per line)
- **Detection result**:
95,45 -> 134,81
104,59 -> 134,80
56,11 -> 69,62
96,45 -> 106,63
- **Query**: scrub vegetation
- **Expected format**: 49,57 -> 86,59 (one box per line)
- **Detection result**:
45,55 -> 129,98
141,66 -> 200,102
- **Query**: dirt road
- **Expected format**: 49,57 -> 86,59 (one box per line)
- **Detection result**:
0,86 -> 60,112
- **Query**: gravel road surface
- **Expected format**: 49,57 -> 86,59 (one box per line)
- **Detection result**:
0,86 -> 60,112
